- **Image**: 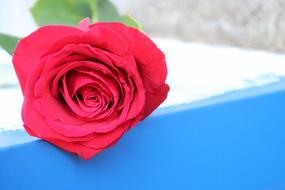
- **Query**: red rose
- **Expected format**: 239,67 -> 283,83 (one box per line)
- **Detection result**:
12,18 -> 169,159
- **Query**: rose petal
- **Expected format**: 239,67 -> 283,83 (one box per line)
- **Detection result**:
22,99 -> 94,142
46,138 -> 102,160
80,124 -> 128,149
13,26 -> 82,92
143,84 -> 170,117
90,22 -> 168,116
83,26 -> 128,55
42,26 -> 129,59
78,17 -> 90,31
90,22 -> 167,90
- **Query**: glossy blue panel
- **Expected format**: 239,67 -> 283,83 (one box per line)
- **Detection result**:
0,89 -> 285,190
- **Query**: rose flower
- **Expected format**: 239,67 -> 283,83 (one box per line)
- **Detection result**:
12,18 -> 169,159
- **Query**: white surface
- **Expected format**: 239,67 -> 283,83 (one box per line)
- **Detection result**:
0,88 -> 22,131
157,39 -> 285,106
1,39 -> 285,131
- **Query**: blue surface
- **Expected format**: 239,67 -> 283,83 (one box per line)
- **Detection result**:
1,88 -> 285,190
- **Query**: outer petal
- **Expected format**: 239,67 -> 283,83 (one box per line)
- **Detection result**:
90,23 -> 169,116
144,84 -> 170,117
42,26 -> 129,59
23,99 -> 95,142
12,25 -> 82,92
46,138 -> 102,160
90,23 -> 167,90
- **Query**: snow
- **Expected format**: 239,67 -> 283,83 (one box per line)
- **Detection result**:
1,39 -> 285,131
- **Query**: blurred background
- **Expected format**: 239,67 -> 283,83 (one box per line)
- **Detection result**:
1,0 -> 285,130
2,0 -> 285,51
125,0 -> 285,52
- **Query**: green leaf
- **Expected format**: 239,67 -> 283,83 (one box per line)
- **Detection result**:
31,0 -> 92,26
0,33 -> 20,55
96,0 -> 121,22
88,0 -> 98,22
31,0 -> 142,29
89,0 -> 142,29
121,15 -> 142,29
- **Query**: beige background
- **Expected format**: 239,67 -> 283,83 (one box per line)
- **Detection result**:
120,0 -> 285,52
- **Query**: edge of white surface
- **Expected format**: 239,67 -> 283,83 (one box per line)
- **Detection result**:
154,77 -> 285,116
1,78 -> 285,149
